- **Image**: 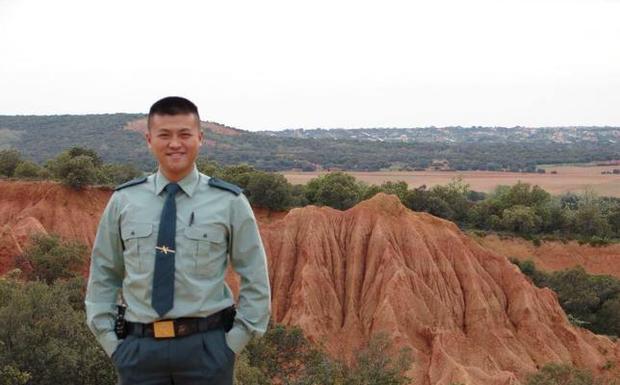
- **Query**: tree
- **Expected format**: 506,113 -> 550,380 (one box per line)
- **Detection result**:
378,181 -> 409,202
245,172 -> 293,211
501,205 -> 541,235
403,186 -> 431,212
0,149 -> 21,177
60,155 -> 98,189
572,190 -> 611,238
305,172 -> 363,210
46,148 -> 100,189
219,164 -> 258,189
429,177 -> 471,223
67,147 -> 103,168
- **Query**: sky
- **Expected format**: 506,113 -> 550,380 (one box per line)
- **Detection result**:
1,0 -> 619,131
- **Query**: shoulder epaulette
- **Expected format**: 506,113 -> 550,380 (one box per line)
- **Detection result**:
208,177 -> 242,196
114,176 -> 148,191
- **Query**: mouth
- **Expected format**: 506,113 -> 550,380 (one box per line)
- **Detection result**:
166,152 -> 186,160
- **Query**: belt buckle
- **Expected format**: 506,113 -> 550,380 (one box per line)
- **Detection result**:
153,320 -> 175,338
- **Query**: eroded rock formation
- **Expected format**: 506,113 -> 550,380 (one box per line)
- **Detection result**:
260,193 -> 620,384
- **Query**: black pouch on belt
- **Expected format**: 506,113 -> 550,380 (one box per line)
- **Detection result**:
223,305 -> 236,332
114,304 -> 128,339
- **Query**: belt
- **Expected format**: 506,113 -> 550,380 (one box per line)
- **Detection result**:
126,308 -> 230,339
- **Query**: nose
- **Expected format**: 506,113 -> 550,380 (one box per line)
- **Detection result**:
168,136 -> 182,149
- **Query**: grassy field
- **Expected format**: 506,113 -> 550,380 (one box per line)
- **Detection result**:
282,164 -> 620,197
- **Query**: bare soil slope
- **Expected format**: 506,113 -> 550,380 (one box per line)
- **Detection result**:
0,181 -> 110,272
474,234 -> 620,278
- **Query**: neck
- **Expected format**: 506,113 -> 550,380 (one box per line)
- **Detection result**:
160,167 -> 193,183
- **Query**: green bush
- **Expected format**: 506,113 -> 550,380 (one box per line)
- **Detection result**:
501,205 -> 542,235
305,172 -> 363,210
20,233 -> 87,285
0,149 -> 22,177
96,163 -> 143,186
512,260 -> 620,337
525,363 -> 611,385
239,324 -> 413,385
46,147 -> 101,189
13,160 -> 43,179
245,172 -> 293,211
196,157 -> 223,177
0,277 -> 115,385
0,364 -> 31,385
60,155 -> 98,189
342,331 -> 413,385
218,164 -> 258,189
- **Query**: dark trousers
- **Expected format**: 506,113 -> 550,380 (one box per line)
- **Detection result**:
112,328 -> 235,385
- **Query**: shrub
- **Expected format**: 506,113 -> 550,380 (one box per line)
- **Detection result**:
245,172 -> 293,211
305,172 -> 363,210
20,233 -> 87,285
59,155 -> 98,189
501,205 -> 541,235
46,147 -> 101,189
239,324 -> 413,385
525,363 -> 609,385
0,277 -> 116,385
0,149 -> 21,177
13,160 -> 43,179
96,163 -> 142,186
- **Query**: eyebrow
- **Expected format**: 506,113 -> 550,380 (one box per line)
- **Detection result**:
156,127 -> 194,133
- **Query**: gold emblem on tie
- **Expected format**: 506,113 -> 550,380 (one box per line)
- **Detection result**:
156,245 -> 175,254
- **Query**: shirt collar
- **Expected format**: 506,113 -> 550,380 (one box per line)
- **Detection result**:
154,165 -> 199,197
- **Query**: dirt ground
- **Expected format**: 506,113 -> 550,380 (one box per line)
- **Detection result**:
472,233 -> 620,278
282,164 -> 620,197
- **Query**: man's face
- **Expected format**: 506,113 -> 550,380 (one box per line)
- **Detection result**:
146,113 -> 204,181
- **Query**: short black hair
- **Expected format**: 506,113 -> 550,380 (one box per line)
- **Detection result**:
148,96 -> 200,129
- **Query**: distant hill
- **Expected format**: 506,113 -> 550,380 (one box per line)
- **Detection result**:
260,125 -> 620,145
0,114 -> 618,172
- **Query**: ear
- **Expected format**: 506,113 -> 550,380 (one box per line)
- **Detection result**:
197,129 -> 204,147
145,130 -> 152,150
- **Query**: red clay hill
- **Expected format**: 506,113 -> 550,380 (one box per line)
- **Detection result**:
1,181 -> 619,384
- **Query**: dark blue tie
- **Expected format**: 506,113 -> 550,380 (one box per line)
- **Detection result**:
152,183 -> 180,317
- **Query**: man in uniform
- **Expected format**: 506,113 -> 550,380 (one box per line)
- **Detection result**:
85,96 -> 271,385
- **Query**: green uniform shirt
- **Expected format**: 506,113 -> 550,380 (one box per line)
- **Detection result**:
85,166 -> 271,357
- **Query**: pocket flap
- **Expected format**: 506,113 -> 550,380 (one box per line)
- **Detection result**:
184,225 -> 226,243
121,223 -> 153,240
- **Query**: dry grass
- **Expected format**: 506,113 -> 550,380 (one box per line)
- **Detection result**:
282,165 -> 620,197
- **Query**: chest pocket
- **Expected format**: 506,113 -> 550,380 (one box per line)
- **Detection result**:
184,225 -> 228,277
121,222 -> 154,274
